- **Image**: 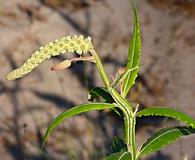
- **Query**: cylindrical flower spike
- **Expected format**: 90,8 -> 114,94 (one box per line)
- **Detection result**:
5,35 -> 94,80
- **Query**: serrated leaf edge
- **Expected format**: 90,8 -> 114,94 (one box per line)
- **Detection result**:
122,1 -> 141,97
137,126 -> 195,158
41,103 -> 115,149
137,107 -> 195,128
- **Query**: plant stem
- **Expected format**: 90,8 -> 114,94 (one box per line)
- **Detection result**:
90,49 -> 110,88
130,117 -> 136,160
90,49 -> 137,159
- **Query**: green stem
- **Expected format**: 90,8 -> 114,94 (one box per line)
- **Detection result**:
108,88 -> 134,155
90,49 -> 133,110
90,49 -> 137,159
130,117 -> 136,160
90,49 -> 110,88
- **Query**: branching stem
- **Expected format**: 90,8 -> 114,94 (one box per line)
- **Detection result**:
90,49 -> 137,160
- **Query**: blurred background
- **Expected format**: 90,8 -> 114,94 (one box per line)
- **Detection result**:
1,0 -> 195,159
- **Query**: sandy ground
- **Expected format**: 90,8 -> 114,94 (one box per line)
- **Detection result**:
0,0 -> 195,159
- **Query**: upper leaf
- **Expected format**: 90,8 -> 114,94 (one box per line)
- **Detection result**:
41,103 -> 115,148
137,107 -> 195,128
112,66 -> 139,88
104,151 -> 131,160
137,126 -> 195,158
122,0 -> 141,97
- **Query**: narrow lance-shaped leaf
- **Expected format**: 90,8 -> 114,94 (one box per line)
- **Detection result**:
137,107 -> 195,128
122,0 -> 141,97
41,103 -> 115,149
137,126 -> 195,158
104,151 -> 131,160
112,66 -> 139,88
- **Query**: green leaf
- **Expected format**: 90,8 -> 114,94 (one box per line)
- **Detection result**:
104,151 -> 131,160
41,103 -> 115,149
137,126 -> 195,158
137,107 -> 195,128
122,0 -> 141,97
88,87 -> 114,103
112,66 -> 139,88
111,137 -> 127,153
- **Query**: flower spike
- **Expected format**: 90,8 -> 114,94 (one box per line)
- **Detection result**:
6,35 -> 94,80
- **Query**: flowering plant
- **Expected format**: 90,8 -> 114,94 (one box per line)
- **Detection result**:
6,1 -> 195,159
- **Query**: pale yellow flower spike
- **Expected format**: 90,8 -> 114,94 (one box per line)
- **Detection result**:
5,35 -> 94,81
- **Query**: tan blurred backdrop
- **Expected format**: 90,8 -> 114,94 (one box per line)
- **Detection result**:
0,0 -> 195,160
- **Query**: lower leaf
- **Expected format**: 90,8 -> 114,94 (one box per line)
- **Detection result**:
137,107 -> 195,128
41,103 -> 115,148
137,126 -> 195,158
